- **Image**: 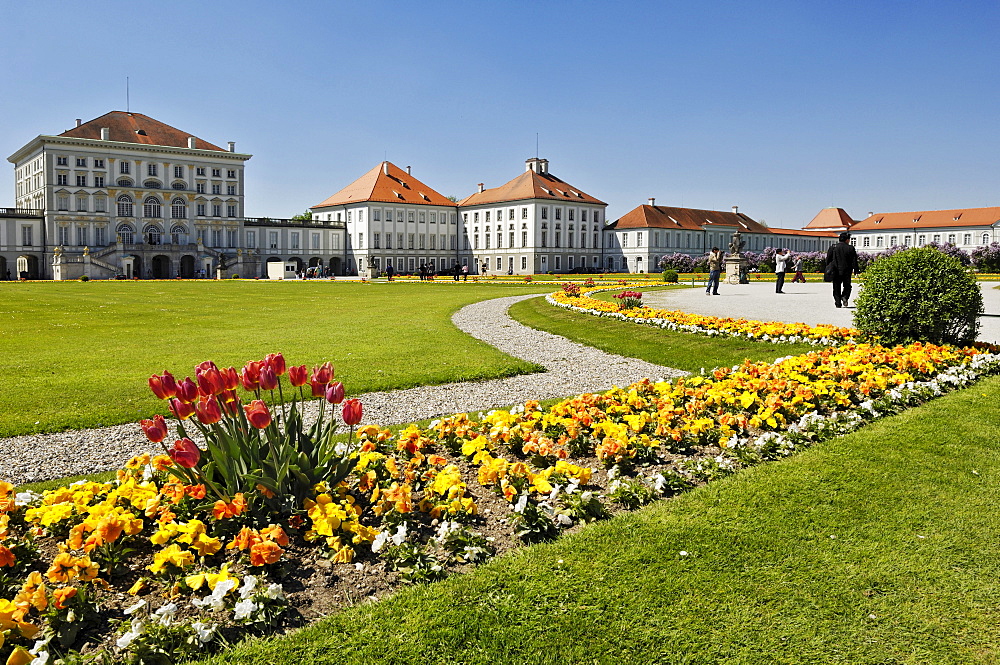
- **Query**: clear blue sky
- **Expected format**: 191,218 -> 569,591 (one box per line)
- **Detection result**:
2,0 -> 998,228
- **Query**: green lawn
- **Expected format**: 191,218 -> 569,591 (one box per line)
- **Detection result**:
0,281 -> 552,437
508,294 -> 817,371
191,375 -> 1000,665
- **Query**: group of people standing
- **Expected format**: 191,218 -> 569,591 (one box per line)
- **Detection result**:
705,232 -> 859,307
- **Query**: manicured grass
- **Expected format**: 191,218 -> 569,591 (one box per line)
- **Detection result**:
195,374 -> 1000,665
508,295 -> 817,372
0,281 -> 553,437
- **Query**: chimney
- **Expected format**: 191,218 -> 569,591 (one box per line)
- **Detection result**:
100,127 -> 110,141
478,183 -> 485,193
187,137 -> 196,149
406,165 -> 411,175
75,119 -> 82,128
383,162 -> 389,175
648,197 -> 655,206
732,206 -> 739,214
867,211 -> 873,218
228,141 -> 235,152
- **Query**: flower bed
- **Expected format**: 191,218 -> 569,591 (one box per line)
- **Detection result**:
548,286 -> 859,344
2,342 -> 999,663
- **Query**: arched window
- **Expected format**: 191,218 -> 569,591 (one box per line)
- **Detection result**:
117,178 -> 133,187
143,180 -> 162,189
117,195 -> 134,217
116,223 -> 135,244
170,224 -> 187,245
143,196 -> 161,218
144,224 -> 162,245
171,182 -> 186,190
983,233 -> 990,246
170,198 -> 187,219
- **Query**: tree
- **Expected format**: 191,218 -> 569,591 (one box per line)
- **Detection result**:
290,210 -> 312,221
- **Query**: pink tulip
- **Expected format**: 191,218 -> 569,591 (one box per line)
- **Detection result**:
341,398 -> 363,426
148,371 -> 177,400
175,377 -> 199,403
325,381 -> 345,405
263,353 -> 286,376
169,438 -> 201,468
310,377 -> 328,397
312,362 -> 334,385
140,414 -> 168,443
259,365 -> 278,391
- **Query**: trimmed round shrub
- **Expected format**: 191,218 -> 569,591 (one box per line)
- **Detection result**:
854,247 -> 982,346
231,273 -> 240,279
661,269 -> 679,283
78,275 -> 90,282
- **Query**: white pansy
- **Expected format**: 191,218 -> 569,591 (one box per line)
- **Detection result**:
547,485 -> 562,502
116,618 -> 145,649
153,602 -> 177,626
29,651 -> 49,665
556,513 -> 573,526
233,599 -> 259,621
371,529 -> 389,553
239,575 -> 258,600
390,523 -> 408,546
191,621 -> 216,644
264,583 -> 285,601
123,599 -> 146,616
14,491 -> 39,507
513,493 -> 528,514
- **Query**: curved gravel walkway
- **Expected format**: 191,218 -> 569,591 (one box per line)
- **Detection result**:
0,293 -> 686,486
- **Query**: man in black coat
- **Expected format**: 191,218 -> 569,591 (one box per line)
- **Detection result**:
826,231 -> 860,308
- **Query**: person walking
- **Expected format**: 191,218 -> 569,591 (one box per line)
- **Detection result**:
826,232 -> 860,307
461,264 -> 469,281
774,248 -> 788,293
706,247 -> 722,295
385,264 -> 394,282
452,263 -> 461,281
791,256 -> 805,283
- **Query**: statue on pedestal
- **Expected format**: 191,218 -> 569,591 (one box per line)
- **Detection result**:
728,230 -> 746,256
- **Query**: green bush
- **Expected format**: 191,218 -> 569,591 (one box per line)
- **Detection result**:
853,247 -> 983,346
78,275 -> 90,282
661,269 -> 679,283
231,273 -> 240,279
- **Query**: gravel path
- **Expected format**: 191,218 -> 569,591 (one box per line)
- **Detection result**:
0,293 -> 686,486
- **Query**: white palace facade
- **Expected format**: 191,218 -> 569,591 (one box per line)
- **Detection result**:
4,111 -> 1000,279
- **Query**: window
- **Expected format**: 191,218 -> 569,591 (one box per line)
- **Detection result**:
143,180 -> 161,189
120,161 -> 130,174
144,224 -> 162,245
964,233 -> 972,245
227,204 -> 237,218
76,175 -> 87,187
522,231 -> 527,247
903,236 -> 911,247
21,225 -> 32,246
358,233 -> 364,249
196,184 -> 205,194
568,209 -> 575,221
171,198 -> 187,219
227,170 -> 236,178
541,231 -> 547,247
918,234 -> 926,246
212,168 -> 221,177
244,230 -> 255,248
143,197 -> 161,218
94,175 -> 105,188
510,232 -> 515,247
385,210 -> 392,221
373,233 -> 380,249
474,234 -> 479,250
496,257 -> 502,270
148,164 -> 158,177
95,196 -> 106,212
555,255 -> 561,270
581,210 -> 588,222
58,226 -> 70,245
197,203 -> 206,216
983,233 -> 990,245
117,195 -> 134,217
541,207 -> 548,220
227,230 -> 237,247
890,235 -> 897,246
57,156 -> 68,166
116,223 -> 135,244
419,212 -> 426,223
485,233 -> 490,249
76,195 -> 87,211
430,234 -> 436,249
225,185 -> 235,196
932,234 -> 941,244
622,234 -> 628,248
94,159 -> 104,169
876,236 -> 883,248
373,209 -> 381,221
521,256 -> 527,270
554,232 -> 561,248
95,226 -> 106,246
57,174 -> 68,186
212,204 -> 221,217
269,232 -> 278,249
212,229 -> 222,247
171,225 -> 187,244
398,233 -> 404,248
384,233 -> 391,249
174,166 -> 184,178
555,208 -> 562,220
947,233 -> 956,245
211,185 -> 221,195
863,236 -> 870,247
637,232 -> 643,246
74,157 -> 85,167
408,212 -> 414,222
408,234 -> 414,249
196,167 -> 205,176
521,208 -> 528,219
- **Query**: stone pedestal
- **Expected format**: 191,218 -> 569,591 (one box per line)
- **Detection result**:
725,256 -> 748,285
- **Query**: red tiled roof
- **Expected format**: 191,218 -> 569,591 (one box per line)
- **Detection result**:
312,162 -> 454,209
771,228 -> 839,237
611,205 -> 770,233
457,169 -> 605,206
804,207 -> 855,230
851,207 -> 1000,230
58,111 -> 225,151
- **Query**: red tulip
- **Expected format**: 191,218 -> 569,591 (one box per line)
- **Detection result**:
310,377 -> 328,397
140,414 -> 168,443
244,400 -> 272,429
197,366 -> 225,396
312,362 -> 334,385
169,438 -> 201,468
341,398 -> 363,426
175,377 -> 199,403
169,398 -> 195,420
221,367 -> 240,391
240,366 -> 260,391
325,381 -> 345,405
264,353 -> 286,376
195,360 -> 219,373
219,389 -> 241,416
288,365 -> 309,387
195,396 -> 222,425
259,365 -> 278,391
148,371 -> 177,400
